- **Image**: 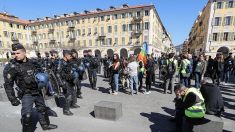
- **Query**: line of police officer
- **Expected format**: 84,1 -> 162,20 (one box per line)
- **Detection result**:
3,43 -> 100,132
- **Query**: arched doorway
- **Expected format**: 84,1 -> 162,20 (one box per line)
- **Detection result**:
95,49 -> 101,57
217,47 -> 229,57
134,48 -> 141,55
120,48 -> 128,58
107,49 -> 114,58
83,50 -> 88,56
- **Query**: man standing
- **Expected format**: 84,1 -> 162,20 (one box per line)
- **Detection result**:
87,49 -> 99,90
127,56 -> 139,95
70,49 -> 83,99
59,50 -> 80,116
164,53 -> 177,94
3,43 -> 57,131
224,53 -> 234,83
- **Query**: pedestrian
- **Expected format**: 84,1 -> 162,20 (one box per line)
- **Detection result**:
3,43 -> 57,131
111,53 -> 120,95
127,56 -> 139,95
144,55 -> 154,94
138,60 -> 145,92
213,53 -> 224,86
194,54 -> 206,88
224,53 -> 234,84
164,53 -> 177,94
179,54 -> 192,87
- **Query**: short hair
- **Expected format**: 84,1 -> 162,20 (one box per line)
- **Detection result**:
174,84 -> 187,91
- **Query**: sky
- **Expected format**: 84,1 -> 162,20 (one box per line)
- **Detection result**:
0,0 -> 207,46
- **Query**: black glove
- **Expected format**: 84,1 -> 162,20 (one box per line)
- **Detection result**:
11,98 -> 21,106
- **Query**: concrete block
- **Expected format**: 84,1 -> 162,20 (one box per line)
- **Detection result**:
193,114 -> 223,132
94,101 -> 122,121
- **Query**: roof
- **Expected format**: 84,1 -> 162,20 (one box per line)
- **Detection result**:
0,13 -> 29,25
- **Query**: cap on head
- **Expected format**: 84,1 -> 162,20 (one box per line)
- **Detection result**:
12,43 -> 25,51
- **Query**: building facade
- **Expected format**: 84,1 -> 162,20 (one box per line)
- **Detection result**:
188,0 -> 235,58
0,4 -> 172,58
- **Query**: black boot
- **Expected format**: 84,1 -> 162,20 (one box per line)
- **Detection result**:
70,103 -> 80,109
77,94 -> 83,99
22,113 -> 33,132
39,112 -> 57,130
63,109 -> 73,116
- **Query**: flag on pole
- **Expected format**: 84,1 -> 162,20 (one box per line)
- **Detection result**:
137,42 -> 148,66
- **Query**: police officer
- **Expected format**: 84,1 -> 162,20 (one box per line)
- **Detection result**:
3,43 -> 57,132
71,49 -> 83,99
58,50 -> 80,116
86,49 -> 99,90
95,54 -> 101,74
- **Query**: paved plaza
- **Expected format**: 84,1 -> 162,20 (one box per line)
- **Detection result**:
0,66 -> 235,132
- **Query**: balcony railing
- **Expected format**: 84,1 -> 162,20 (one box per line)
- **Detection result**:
49,39 -> 56,44
97,33 -> 106,39
48,29 -> 54,34
131,16 -> 143,23
31,31 -> 37,35
67,25 -> 75,31
131,30 -> 142,37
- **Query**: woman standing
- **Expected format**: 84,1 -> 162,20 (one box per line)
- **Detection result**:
213,53 -> 224,86
111,54 -> 120,95
194,54 -> 206,88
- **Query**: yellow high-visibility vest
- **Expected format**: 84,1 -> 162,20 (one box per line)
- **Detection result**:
183,88 -> 206,118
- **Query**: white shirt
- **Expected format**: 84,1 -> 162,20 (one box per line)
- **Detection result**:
127,61 -> 138,76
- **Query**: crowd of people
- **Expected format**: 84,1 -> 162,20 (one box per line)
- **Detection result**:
2,42 -> 235,132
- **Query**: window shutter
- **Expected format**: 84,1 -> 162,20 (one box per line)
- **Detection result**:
221,2 -> 224,9
212,18 -> 215,26
225,1 -> 229,8
222,17 -> 226,26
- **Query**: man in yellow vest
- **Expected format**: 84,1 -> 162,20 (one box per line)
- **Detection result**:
174,84 -> 206,132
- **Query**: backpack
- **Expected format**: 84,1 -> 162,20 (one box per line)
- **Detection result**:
167,59 -> 176,75
186,63 -> 192,74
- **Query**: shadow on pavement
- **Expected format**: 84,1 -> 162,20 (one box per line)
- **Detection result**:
222,112 -> 235,121
98,87 -> 110,94
162,107 -> 175,116
90,111 -> 95,118
140,112 -> 175,132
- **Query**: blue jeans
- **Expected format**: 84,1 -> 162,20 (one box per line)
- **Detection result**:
195,72 -> 201,88
129,75 -> 138,94
113,74 -> 119,92
180,75 -> 189,87
224,70 -> 231,83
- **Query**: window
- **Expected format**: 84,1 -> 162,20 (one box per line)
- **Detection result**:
108,26 -> 112,33
129,12 -> 133,17
137,23 -> 141,31
115,38 -> 118,45
122,37 -> 125,45
88,28 -> 91,35
95,39 -> 98,46
137,11 -> 141,17
107,38 -> 112,45
213,33 -> 218,41
214,17 -> 221,26
4,31 -> 8,37
82,18 -> 85,24
77,29 -> 81,36
228,1 -> 234,8
122,13 -> 126,19
223,32 -> 229,41
114,14 -> 118,20
145,10 -> 149,16
82,29 -> 85,35
217,2 -> 223,9
122,24 -> 127,32
225,16 -> 232,25
114,25 -> 118,32
101,16 -> 105,21
129,24 -> 133,31
88,18 -> 90,23
145,22 -> 149,30
89,40 -> 92,46
83,40 -> 86,47
94,27 -> 98,34
9,23 -> 13,28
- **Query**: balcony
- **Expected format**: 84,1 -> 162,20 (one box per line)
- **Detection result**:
67,25 -> 75,31
68,37 -> 76,43
131,16 -> 143,23
31,31 -> 37,35
33,40 -> 38,45
97,33 -> 106,39
131,30 -> 142,37
48,29 -> 54,34
49,39 -> 56,44
11,36 -> 19,43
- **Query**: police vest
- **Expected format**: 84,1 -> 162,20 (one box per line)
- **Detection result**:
183,88 -> 206,118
